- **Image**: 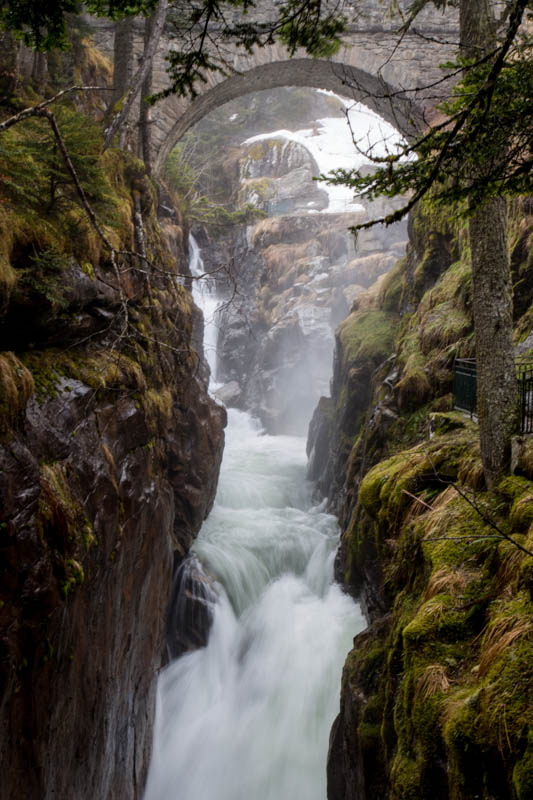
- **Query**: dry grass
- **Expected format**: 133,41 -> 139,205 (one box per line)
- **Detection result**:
424,566 -> 471,601
404,494 -> 432,523
496,546 -> 526,592
478,616 -> 533,677
431,485 -> 458,510
263,242 -> 311,274
415,663 -> 451,700
516,438 -> 533,480
418,597 -> 447,625
457,452 -> 485,491
0,352 -> 35,426
78,37 -> 113,87
421,487 -> 457,541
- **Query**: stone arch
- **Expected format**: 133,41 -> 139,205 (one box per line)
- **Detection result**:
152,57 -> 423,175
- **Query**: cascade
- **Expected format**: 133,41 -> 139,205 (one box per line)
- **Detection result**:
144,236 -> 366,800
189,233 -> 221,385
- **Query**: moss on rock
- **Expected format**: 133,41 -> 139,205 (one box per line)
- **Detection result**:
339,309 -> 397,367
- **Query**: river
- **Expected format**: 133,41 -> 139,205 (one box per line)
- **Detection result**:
143,236 -> 365,800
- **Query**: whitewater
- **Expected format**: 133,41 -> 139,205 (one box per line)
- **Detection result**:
144,409 -> 365,800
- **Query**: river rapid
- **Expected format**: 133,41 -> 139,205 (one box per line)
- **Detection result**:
144,407 -> 365,800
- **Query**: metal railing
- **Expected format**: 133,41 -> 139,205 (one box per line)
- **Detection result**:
453,358 -> 533,434
518,362 -> 533,434
453,358 -> 477,417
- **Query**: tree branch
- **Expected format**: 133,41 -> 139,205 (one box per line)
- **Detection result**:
0,86 -> 110,133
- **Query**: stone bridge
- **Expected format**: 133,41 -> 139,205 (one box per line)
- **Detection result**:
93,0 -> 460,175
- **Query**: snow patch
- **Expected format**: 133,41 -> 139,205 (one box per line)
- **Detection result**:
243,92 -> 405,214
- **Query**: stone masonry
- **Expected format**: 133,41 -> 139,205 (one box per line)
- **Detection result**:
90,0 -> 461,174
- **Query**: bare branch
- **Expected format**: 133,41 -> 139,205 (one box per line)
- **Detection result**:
0,86 -> 110,133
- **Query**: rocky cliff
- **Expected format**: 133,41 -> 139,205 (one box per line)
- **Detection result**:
309,196 -> 533,799
0,95 -> 225,798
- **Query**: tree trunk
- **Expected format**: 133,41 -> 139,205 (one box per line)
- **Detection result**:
31,50 -> 48,93
469,198 -> 517,487
107,16 -> 135,149
0,31 -> 20,100
461,0 -> 518,487
139,14 -> 154,173
103,0 -> 168,152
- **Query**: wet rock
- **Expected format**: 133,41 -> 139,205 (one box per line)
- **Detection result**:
215,380 -> 242,407
0,259 -> 121,350
306,396 -> 334,494
166,553 -> 218,660
327,619 -> 392,800
0,200 -> 226,800
209,126 -> 406,436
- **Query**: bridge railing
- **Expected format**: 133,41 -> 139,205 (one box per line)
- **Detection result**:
453,358 -> 533,434
453,358 -> 477,417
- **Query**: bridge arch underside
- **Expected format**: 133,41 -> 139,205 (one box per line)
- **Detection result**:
152,58 -> 423,175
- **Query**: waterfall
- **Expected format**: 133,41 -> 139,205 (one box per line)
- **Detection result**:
189,233 -> 220,384
143,239 -> 366,800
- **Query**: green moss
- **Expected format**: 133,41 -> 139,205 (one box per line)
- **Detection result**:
358,452 -> 409,519
81,261 -> 95,279
403,595 -> 449,644
239,177 -> 275,203
61,559 -> 84,597
390,751 -> 425,800
332,190 -> 533,800
36,462 -> 95,599
421,258 -> 472,312
339,309 -> 397,366
420,300 -> 471,353
350,453 -> 533,798
379,256 -> 405,313
513,728 -> 533,800
429,411 -> 467,436
143,387 -> 173,432
21,347 -> 148,401
244,139 -> 281,162
392,248 -> 474,415
509,491 -> 533,531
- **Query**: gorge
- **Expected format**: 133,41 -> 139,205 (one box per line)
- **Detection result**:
0,3 -> 532,800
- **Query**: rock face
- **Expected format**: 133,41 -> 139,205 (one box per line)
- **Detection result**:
309,197 -> 533,800
238,137 -> 329,214
0,155 -> 225,799
204,133 -> 406,435
166,553 -> 219,660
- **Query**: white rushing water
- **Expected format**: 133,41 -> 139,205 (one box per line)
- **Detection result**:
189,233 -> 220,383
144,410 -> 366,800
146,202 -> 365,800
